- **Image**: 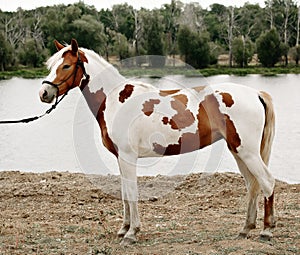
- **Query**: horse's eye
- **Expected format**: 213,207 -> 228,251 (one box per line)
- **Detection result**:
63,65 -> 71,70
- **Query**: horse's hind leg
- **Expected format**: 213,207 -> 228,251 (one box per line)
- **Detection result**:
233,154 -> 260,238
261,191 -> 276,240
237,151 -> 275,239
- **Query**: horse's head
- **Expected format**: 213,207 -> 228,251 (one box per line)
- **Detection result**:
39,39 -> 89,103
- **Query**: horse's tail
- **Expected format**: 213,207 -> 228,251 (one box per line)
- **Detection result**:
259,91 -> 275,166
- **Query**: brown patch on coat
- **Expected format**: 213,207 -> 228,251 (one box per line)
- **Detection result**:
162,117 -> 169,125
224,114 -> 241,153
119,84 -> 134,103
153,94 -> 241,155
82,87 -> 118,157
142,99 -> 160,116
159,89 -> 180,97
167,94 -> 195,130
220,92 -> 234,107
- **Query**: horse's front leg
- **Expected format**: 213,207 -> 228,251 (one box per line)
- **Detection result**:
117,200 -> 130,237
118,155 -> 140,245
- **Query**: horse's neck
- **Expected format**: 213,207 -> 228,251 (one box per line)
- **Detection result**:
82,57 -> 126,117
86,59 -> 126,94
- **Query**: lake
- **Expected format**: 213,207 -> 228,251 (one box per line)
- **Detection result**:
0,75 -> 299,184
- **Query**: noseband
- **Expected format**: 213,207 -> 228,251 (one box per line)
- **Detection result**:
42,52 -> 90,102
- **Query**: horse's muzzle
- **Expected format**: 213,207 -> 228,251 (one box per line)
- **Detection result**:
39,84 -> 57,103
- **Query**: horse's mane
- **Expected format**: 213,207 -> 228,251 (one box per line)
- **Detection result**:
46,45 -> 111,71
45,44 -> 126,92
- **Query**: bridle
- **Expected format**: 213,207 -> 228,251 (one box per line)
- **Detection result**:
42,51 -> 90,102
0,52 -> 90,124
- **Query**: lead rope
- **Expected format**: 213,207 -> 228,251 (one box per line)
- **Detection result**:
0,53 -> 89,125
0,91 -> 68,124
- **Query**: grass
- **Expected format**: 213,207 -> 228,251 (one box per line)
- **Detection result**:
118,65 -> 300,78
0,67 -> 48,80
2,65 -> 300,80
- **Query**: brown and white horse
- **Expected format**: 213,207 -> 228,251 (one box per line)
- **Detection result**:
39,39 -> 276,245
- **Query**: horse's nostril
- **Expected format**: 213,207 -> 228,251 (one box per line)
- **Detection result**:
43,90 -> 48,99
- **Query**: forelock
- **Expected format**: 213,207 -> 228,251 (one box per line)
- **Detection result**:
46,45 -> 71,70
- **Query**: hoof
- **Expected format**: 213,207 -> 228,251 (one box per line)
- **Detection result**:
120,237 -> 137,246
237,225 -> 255,239
117,225 -> 130,238
236,232 -> 249,239
260,229 -> 273,241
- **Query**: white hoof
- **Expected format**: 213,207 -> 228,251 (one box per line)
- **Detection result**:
260,229 -> 273,241
120,236 -> 137,246
117,225 -> 130,238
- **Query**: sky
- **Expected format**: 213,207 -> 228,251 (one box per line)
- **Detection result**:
0,0 -> 266,12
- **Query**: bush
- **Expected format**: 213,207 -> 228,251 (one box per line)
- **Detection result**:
290,46 -> 300,65
18,39 -> 48,68
232,36 -> 255,67
256,29 -> 282,67
178,26 -> 210,69
0,33 -> 13,71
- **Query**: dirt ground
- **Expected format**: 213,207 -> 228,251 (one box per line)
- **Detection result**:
0,171 -> 299,255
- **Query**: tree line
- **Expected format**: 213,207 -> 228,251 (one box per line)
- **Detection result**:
1,0 -> 300,71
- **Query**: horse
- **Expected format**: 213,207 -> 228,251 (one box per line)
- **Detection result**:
39,39 -> 276,245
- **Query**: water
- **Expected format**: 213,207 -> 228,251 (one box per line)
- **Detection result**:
0,75 -> 299,184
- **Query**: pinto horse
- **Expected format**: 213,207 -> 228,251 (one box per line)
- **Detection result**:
39,39 -> 276,245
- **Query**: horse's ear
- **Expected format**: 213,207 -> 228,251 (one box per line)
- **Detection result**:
54,40 -> 64,51
71,39 -> 78,54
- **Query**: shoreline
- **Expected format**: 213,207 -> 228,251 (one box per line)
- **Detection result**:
2,66 -> 300,80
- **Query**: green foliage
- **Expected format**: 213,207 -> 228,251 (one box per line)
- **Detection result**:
18,39 -> 48,68
111,4 -> 135,40
1,1 -> 300,70
209,42 -> 224,65
0,33 -> 13,71
113,33 -> 131,60
232,36 -> 255,67
290,46 -> 300,65
161,0 -> 182,56
71,15 -> 106,53
235,3 -> 267,42
256,29 -> 282,67
178,26 -> 210,68
144,11 -> 166,67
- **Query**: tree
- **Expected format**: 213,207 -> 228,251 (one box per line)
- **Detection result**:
180,2 -> 205,32
290,45 -> 300,65
256,28 -> 282,67
111,4 -> 135,40
161,0 -> 182,62
113,33 -> 131,60
232,36 -> 255,67
235,3 -> 267,42
71,15 -> 106,53
227,6 -> 235,67
144,10 -> 166,67
204,3 -> 227,44
18,39 -> 48,67
0,32 -> 13,71
178,26 -> 210,68
145,13 -> 164,56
